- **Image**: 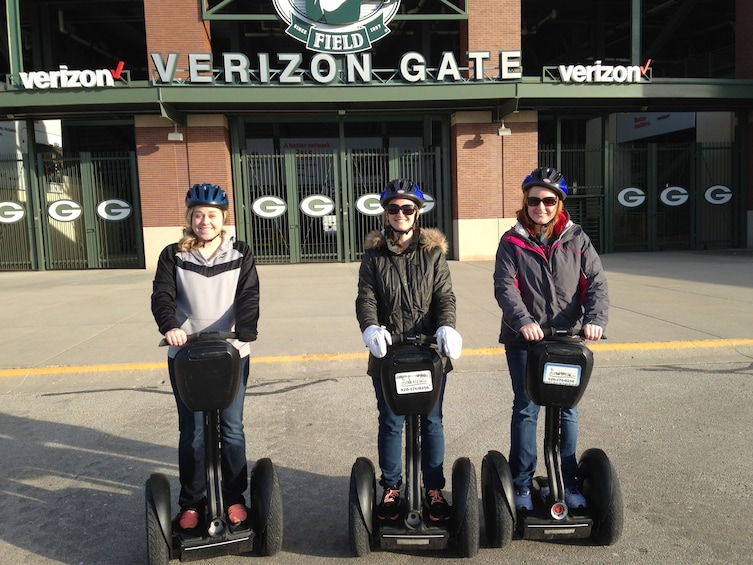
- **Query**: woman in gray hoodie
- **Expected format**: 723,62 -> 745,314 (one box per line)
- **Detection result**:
493,167 -> 609,513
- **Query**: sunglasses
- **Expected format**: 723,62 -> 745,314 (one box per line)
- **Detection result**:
386,204 -> 417,216
526,196 -> 558,207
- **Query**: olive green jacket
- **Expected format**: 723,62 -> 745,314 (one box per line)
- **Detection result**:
356,227 -> 456,377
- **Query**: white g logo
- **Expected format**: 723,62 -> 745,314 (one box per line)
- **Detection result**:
617,187 -> 645,208
660,186 -> 688,206
252,196 -> 287,218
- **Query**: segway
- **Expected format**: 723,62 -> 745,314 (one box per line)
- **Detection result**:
145,332 -> 283,564
481,328 -> 623,548
348,334 -> 479,558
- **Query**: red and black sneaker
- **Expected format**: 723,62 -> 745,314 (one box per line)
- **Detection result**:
377,485 -> 401,521
426,488 -> 451,522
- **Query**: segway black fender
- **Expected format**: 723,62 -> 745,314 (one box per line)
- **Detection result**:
147,473 -> 173,549
251,458 -> 277,533
352,457 -> 376,535
578,448 -> 615,523
449,457 -> 475,536
483,450 -> 516,521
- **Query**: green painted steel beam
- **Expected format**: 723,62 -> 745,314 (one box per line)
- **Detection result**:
5,0 -> 23,76
202,0 -> 467,20
2,78 -> 753,120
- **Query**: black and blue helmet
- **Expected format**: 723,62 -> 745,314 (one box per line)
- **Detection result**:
522,167 -> 568,200
379,178 -> 425,207
185,183 -> 229,209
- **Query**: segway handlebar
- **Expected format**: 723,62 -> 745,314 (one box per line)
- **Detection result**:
390,333 -> 437,346
158,331 -> 237,347
540,327 -> 606,339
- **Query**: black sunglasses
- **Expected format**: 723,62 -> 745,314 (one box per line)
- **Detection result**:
526,196 -> 558,207
386,204 -> 417,215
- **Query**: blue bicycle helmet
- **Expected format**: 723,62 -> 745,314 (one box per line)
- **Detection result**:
185,183 -> 229,210
379,178 -> 425,207
522,167 -> 568,200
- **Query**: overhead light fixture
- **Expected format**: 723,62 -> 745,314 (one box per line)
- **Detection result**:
167,123 -> 183,141
497,121 -> 512,136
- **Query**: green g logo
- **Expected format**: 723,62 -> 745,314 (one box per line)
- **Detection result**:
306,0 -> 363,25
274,0 -> 400,54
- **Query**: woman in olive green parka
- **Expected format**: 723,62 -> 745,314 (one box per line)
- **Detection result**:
355,179 -> 462,523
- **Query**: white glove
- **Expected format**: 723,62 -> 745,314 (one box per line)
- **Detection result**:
362,325 -> 392,358
435,326 -> 462,360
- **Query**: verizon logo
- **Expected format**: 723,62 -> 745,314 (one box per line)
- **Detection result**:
556,59 -> 652,84
18,62 -> 124,89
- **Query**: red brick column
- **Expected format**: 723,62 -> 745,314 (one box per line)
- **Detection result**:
451,1 -> 537,259
138,0 -> 235,267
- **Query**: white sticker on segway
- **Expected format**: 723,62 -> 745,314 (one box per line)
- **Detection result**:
542,363 -> 581,387
394,370 -> 434,395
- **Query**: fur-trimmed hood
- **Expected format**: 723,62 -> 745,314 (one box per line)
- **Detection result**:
364,227 -> 448,255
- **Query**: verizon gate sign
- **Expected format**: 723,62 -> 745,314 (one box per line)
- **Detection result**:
149,50 -> 522,85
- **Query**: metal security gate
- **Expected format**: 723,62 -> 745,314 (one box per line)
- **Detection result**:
611,142 -> 742,252
243,146 -> 446,264
0,151 -> 143,270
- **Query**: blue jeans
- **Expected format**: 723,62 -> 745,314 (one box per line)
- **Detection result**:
505,347 -> 579,492
169,355 -> 249,510
371,374 -> 447,490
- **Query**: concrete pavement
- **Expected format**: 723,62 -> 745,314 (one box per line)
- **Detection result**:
1,250 -> 753,565
2,249 -> 753,375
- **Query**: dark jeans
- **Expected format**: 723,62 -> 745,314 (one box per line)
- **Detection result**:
169,355 -> 249,510
371,373 -> 447,490
505,347 -> 579,492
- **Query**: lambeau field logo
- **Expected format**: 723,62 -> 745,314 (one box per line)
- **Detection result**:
272,0 -> 400,54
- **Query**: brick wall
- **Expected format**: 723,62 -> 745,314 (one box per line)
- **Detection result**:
137,121 -> 232,229
138,1 -> 233,230
452,0 -> 534,222
451,122 -> 502,220
144,0 -> 211,77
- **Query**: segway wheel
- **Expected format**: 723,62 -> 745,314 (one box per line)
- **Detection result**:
250,458 -> 283,556
348,457 -> 376,557
145,478 -> 170,565
348,471 -> 371,555
452,457 -> 480,558
481,452 -> 514,548
579,448 -> 624,545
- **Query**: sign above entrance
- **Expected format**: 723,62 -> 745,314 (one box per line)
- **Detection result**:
543,59 -> 652,84
272,0 -> 401,54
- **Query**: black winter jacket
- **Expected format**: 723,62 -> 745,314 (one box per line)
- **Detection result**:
356,227 -> 456,377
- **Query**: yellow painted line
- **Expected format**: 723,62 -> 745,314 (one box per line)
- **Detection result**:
1,339 -> 752,379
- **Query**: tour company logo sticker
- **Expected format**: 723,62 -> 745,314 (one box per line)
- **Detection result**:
272,0 -> 400,54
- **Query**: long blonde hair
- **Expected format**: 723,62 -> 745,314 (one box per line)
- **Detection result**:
177,206 -> 228,251
515,190 -> 564,241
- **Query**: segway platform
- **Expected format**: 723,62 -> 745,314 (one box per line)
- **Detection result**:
349,336 -> 479,558
481,329 -> 623,549
146,332 -> 283,564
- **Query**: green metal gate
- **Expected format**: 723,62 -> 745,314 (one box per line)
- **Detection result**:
0,151 -> 143,270
242,146 -> 447,264
611,142 -> 742,252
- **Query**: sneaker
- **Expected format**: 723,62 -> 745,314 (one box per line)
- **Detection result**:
178,508 -> 199,530
514,489 -> 534,511
227,503 -> 248,525
425,488 -> 451,522
565,487 -> 587,509
377,486 -> 401,521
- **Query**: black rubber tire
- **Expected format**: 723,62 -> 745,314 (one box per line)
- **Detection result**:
252,461 -> 284,556
579,448 -> 624,546
145,480 -> 170,565
453,458 -> 480,558
480,455 -> 514,548
348,469 -> 372,557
